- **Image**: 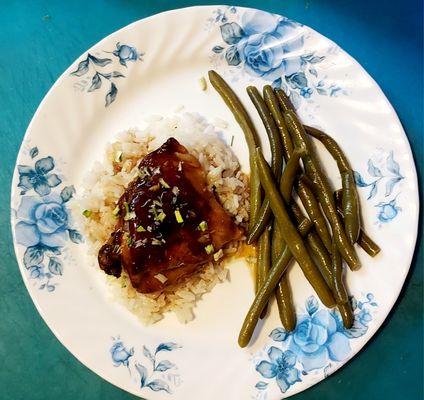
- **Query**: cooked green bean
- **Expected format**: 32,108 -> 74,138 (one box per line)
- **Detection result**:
208,71 -> 261,233
305,125 -> 360,244
335,190 -> 381,257
238,217 -> 312,347
272,223 -> 296,331
341,170 -> 360,244
275,88 -> 295,112
257,225 -> 271,296
331,237 -> 349,304
246,86 -> 283,239
305,232 -> 333,287
296,175 -> 333,252
248,149 -> 304,244
255,148 -> 336,308
338,302 -> 354,329
284,110 -> 361,271
264,86 -> 294,160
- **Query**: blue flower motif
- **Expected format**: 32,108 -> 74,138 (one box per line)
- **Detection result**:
300,87 -> 313,98
358,309 -> 372,325
376,199 -> 400,223
235,10 -> 304,81
15,194 -> 69,248
288,310 -> 351,372
110,340 -> 134,367
18,156 -> 61,196
256,347 -> 301,393
113,43 -> 142,67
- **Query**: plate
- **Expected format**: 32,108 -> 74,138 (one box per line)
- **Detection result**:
10,6 -> 419,399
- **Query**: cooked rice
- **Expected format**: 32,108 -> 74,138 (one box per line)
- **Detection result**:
76,112 -> 249,324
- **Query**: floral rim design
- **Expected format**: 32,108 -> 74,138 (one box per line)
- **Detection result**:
70,43 -> 144,106
208,7 -> 344,109
253,293 -> 377,396
13,147 -> 82,291
354,150 -> 403,224
110,338 -> 181,394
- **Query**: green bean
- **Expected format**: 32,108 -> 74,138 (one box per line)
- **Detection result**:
284,110 -> 361,271
335,190 -> 381,257
208,71 -> 261,233
248,149 -> 304,244
257,225 -> 271,300
341,170 -> 360,244
331,237 -> 349,304
208,71 -> 259,152
305,125 -> 360,244
238,217 -> 313,347
296,175 -> 333,252
275,88 -> 295,113
264,86 -> 294,160
272,223 -> 296,331
338,302 -> 354,329
305,232 -> 333,287
255,148 -> 336,308
246,86 -> 283,239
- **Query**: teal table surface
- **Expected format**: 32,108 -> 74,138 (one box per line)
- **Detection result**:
0,1 -> 422,399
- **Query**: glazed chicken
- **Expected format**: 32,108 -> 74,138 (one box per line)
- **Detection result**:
98,138 -> 243,293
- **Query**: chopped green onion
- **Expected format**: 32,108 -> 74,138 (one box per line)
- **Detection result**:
157,212 -> 166,222
174,209 -> 184,223
114,150 -> 123,163
205,244 -> 214,255
154,273 -> 168,284
213,249 -> 224,261
123,202 -> 130,214
112,206 -> 120,216
82,209 -> 92,218
198,220 -> 208,231
124,211 -> 136,221
136,225 -> 146,232
159,178 -> 170,189
152,238 -> 162,246
125,234 -> 132,246
149,184 -> 160,191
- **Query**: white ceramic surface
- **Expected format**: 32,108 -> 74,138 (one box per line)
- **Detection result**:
10,6 -> 419,400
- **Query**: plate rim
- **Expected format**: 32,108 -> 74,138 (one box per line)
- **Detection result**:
9,5 -> 420,399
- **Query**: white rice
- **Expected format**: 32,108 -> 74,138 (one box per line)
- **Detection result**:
76,112 -> 250,324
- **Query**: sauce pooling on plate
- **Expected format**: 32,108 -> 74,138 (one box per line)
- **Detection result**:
98,137 -> 243,293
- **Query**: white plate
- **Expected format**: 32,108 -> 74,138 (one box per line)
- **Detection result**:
10,6 -> 419,399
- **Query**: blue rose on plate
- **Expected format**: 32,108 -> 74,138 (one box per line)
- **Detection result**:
113,43 -> 141,67
256,347 -> 301,393
288,310 -> 351,372
17,156 -> 61,196
376,199 -> 400,223
220,10 -> 304,81
15,194 -> 69,248
110,341 -> 134,367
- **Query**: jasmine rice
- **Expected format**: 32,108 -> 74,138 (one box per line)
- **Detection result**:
76,112 -> 249,324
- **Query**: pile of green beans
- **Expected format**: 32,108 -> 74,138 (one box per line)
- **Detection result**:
208,71 -> 381,348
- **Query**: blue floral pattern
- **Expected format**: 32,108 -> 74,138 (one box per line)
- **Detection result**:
110,338 -> 181,394
14,147 -> 82,291
209,7 -> 344,108
354,150 -> 403,223
70,43 -> 144,106
253,293 -> 377,396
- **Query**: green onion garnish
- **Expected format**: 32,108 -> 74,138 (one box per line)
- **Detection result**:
157,212 -> 166,222
112,205 -> 120,216
136,225 -> 146,232
174,209 -> 183,223
82,209 -> 92,218
198,220 -> 208,231
159,178 -> 170,189
205,244 -> 214,255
